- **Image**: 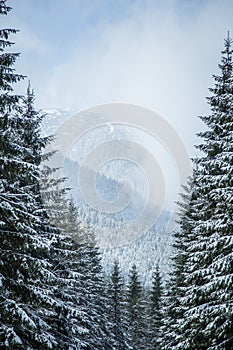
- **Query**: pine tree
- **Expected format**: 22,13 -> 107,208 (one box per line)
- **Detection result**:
126,264 -> 146,350
0,4 -> 59,347
45,186 -> 112,349
17,89 -> 112,349
45,196 -> 90,349
0,33 -> 88,347
76,231 -> 112,350
160,177 -> 198,349
70,209 -> 112,348
108,260 -> 130,350
170,33 -> 233,350
147,264 -> 163,349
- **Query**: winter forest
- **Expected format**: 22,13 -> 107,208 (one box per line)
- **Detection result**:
0,1 -> 233,349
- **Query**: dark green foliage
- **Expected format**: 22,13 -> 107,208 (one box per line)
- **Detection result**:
46,191 -> 112,349
0,4 -> 58,344
160,177 -> 197,349
0,0 -> 24,110
180,33 -> 233,350
148,264 -> 163,349
108,260 -> 130,350
126,264 -> 147,350
162,33 -> 233,350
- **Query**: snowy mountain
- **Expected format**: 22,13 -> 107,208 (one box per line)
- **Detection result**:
41,108 -> 75,136
62,156 -> 173,286
42,108 -> 173,285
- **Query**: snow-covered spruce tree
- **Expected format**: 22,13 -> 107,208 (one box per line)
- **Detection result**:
0,28 -> 88,347
0,4 -> 60,347
75,227 -> 112,350
108,260 -> 130,350
177,33 -> 233,349
44,196 -> 91,349
160,177 -> 199,350
45,188 -> 112,349
21,90 -> 93,349
147,264 -> 163,349
126,264 -> 147,350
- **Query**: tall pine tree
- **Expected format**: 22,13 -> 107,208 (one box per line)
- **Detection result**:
147,264 -> 163,349
167,33 -> 233,350
108,260 -> 130,350
126,264 -> 146,350
160,177 -> 198,349
44,186 -> 112,349
0,4 -> 60,347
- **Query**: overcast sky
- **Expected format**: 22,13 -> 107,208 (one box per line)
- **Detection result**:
3,0 -> 233,155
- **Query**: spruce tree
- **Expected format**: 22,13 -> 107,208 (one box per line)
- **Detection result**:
39,172 -> 93,348
186,33 -> 232,350
0,4 -> 59,347
0,31 -> 87,347
169,33 -> 233,350
148,264 -> 163,349
126,264 -> 146,350
69,204 -> 113,350
45,187 -> 112,349
160,178 -> 198,349
76,233 -> 112,350
108,260 -> 130,350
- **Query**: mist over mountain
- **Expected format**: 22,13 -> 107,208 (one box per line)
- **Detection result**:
43,108 -> 173,285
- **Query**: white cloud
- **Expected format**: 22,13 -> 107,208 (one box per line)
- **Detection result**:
4,0 -> 231,212
1,12 -> 48,54
36,0 -> 231,156
4,0 -> 233,155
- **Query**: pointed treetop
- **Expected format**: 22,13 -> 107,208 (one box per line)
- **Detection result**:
226,30 -> 232,44
224,30 -> 233,54
27,79 -> 32,94
220,31 -> 233,79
